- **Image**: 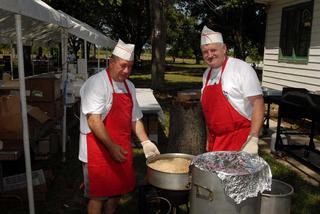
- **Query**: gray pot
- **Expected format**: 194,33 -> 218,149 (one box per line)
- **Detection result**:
146,153 -> 195,190
260,179 -> 294,214
190,166 -> 261,214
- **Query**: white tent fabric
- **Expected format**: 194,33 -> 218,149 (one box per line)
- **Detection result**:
0,1 -> 115,49
1,0 -> 71,28
0,0 -> 73,45
59,10 -> 116,48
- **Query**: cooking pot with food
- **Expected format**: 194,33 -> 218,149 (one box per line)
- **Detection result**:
146,153 -> 195,191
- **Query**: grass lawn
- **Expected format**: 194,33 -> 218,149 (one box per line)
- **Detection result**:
0,60 -> 319,214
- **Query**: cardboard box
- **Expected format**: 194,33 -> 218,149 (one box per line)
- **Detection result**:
35,133 -> 60,155
0,95 -> 50,140
25,73 -> 62,102
28,98 -> 63,119
2,169 -> 47,201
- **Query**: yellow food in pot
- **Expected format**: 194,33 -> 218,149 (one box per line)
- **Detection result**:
148,158 -> 191,173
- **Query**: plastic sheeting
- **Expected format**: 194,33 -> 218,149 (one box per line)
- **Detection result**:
191,151 -> 272,204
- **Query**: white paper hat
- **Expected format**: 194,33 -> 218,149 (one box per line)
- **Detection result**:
201,26 -> 223,45
112,39 -> 135,61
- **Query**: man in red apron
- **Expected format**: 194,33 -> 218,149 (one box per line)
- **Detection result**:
200,26 -> 265,154
79,39 -> 160,214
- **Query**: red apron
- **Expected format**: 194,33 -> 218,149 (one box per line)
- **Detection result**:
201,57 -> 251,151
86,69 -> 135,197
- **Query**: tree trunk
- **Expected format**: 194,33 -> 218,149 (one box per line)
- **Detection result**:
150,0 -> 166,90
195,55 -> 201,64
233,8 -> 245,60
168,98 -> 206,155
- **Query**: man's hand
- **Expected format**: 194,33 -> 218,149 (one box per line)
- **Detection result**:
242,135 -> 259,154
141,140 -> 160,158
106,143 -> 128,162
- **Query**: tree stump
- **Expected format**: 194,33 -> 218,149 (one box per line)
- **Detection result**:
167,90 -> 206,155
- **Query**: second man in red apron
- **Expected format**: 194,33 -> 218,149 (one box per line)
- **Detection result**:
200,26 -> 265,154
79,39 -> 160,214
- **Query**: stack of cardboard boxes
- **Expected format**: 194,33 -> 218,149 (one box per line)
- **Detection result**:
26,73 -> 63,119
0,73 -> 65,201
0,95 -> 50,141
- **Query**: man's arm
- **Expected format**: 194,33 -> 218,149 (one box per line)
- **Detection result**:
132,119 -> 160,158
248,95 -> 265,137
87,114 -> 128,162
131,119 -> 149,142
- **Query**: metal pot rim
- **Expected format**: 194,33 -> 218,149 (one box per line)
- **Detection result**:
146,153 -> 195,174
261,179 -> 294,198
146,153 -> 195,163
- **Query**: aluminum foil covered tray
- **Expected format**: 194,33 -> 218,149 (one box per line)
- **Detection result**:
191,151 -> 272,204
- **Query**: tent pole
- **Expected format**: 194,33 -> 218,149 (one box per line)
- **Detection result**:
84,40 -> 87,61
61,29 -> 68,162
10,43 -> 14,79
97,47 -> 100,72
15,14 -> 35,214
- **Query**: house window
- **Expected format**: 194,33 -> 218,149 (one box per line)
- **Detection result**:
279,1 -> 313,63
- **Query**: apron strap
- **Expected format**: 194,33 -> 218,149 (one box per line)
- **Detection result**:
123,80 -> 131,96
204,56 -> 229,86
205,67 -> 213,86
106,68 -> 131,95
106,68 -> 115,93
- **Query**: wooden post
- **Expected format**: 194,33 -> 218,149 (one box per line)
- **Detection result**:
167,90 -> 206,155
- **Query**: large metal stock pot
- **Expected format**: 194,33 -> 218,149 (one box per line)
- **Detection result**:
146,153 -> 195,191
189,166 -> 261,214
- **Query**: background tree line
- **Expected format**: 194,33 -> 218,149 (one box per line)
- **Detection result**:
45,0 -> 267,89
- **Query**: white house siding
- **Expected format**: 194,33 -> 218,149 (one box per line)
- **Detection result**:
262,0 -> 320,91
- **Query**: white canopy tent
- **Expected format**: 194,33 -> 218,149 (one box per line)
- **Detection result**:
0,0 -> 71,45
59,10 -> 116,72
0,1 -> 73,213
59,10 -> 116,48
1,1 -> 117,213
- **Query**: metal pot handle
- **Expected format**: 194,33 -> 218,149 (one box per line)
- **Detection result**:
193,182 -> 214,201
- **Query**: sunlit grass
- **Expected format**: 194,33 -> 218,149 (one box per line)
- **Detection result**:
130,71 -> 202,85
165,73 -> 202,83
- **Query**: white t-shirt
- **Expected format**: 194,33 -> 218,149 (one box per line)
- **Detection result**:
201,57 -> 262,120
78,70 -> 143,162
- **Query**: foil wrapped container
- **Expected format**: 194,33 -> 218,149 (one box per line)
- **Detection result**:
191,151 -> 272,204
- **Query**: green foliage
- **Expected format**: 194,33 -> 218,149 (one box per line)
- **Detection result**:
0,44 -> 10,49
166,4 -> 201,62
181,0 -> 267,60
245,40 -> 263,62
47,0 -> 151,61
101,0 -> 151,59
